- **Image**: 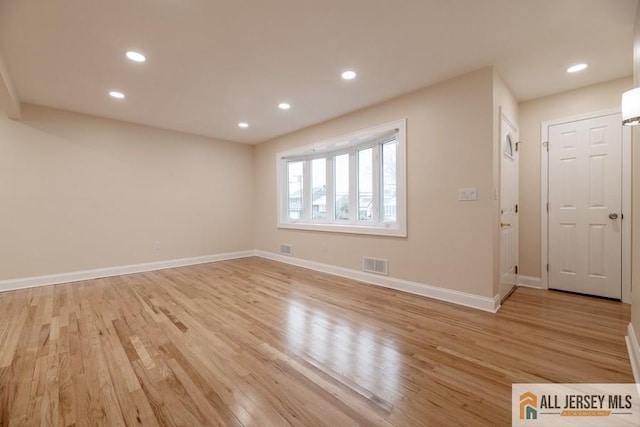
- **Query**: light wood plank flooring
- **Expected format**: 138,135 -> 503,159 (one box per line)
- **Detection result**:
0,257 -> 632,426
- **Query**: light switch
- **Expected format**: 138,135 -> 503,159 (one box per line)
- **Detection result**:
458,188 -> 478,201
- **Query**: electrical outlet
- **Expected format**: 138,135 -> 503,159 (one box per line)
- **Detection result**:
154,241 -> 160,250
458,188 -> 478,201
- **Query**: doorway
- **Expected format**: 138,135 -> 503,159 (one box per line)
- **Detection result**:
499,113 -> 519,302
541,110 -> 631,301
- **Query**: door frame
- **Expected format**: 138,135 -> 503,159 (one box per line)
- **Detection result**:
500,109 -> 519,302
540,109 -> 632,302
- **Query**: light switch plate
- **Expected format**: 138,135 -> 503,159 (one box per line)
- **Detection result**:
458,188 -> 478,201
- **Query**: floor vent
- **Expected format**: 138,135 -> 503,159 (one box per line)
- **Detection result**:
279,244 -> 293,256
363,257 -> 388,275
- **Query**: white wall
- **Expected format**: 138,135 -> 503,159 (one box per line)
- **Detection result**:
0,104 -> 255,280
254,67 -> 500,298
517,76 -> 633,279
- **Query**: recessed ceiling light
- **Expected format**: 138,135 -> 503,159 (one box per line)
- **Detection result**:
341,70 -> 357,80
567,63 -> 588,73
238,122 -> 249,128
109,91 -> 125,99
278,103 -> 291,110
126,51 -> 146,63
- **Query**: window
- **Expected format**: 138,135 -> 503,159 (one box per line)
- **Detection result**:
382,140 -> 397,222
287,161 -> 303,220
504,133 -> 513,158
334,153 -> 350,220
311,158 -> 327,220
277,119 -> 406,237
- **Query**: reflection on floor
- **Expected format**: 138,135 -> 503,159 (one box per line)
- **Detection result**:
0,257 -> 632,426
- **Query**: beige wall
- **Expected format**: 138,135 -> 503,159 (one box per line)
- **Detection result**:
0,104 -> 254,280
254,68 -> 499,298
518,76 -> 633,278
631,4 -> 640,345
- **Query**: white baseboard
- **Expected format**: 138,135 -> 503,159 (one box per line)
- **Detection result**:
255,250 -> 500,313
518,275 -> 543,289
626,323 -> 640,383
1,249 -> 501,313
0,250 -> 255,293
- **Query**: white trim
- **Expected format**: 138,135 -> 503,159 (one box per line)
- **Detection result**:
518,276 -> 543,289
0,250 -> 255,293
626,323 -> 640,383
1,249 -> 501,313
541,119 -> 549,289
621,125 -> 632,303
255,250 -> 501,313
276,222 -> 406,237
540,109 -> 632,302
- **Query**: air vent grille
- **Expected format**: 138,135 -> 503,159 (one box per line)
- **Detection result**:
363,257 -> 388,275
279,244 -> 293,256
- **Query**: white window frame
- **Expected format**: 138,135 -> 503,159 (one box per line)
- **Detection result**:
276,119 -> 407,237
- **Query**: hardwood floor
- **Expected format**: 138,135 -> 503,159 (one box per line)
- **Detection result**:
0,257 -> 632,426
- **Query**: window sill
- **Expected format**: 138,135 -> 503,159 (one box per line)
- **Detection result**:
278,221 -> 407,237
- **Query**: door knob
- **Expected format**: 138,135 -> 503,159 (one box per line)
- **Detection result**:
609,213 -> 619,220
500,222 -> 511,228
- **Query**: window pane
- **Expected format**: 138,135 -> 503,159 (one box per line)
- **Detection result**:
334,154 -> 349,220
382,140 -> 397,222
358,148 -> 373,221
311,158 -> 327,220
287,161 -> 303,220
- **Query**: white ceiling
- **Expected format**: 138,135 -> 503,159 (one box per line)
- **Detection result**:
0,0 -> 636,144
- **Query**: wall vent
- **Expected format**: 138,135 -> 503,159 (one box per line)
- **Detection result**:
279,244 -> 293,256
363,257 -> 388,275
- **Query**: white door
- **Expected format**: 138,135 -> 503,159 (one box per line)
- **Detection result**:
499,115 -> 519,301
548,113 -> 622,299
